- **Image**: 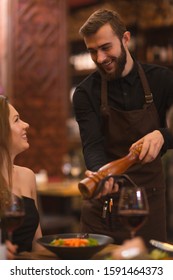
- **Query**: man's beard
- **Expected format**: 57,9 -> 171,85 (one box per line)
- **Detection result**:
97,43 -> 127,81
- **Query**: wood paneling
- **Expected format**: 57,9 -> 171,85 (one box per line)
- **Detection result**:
10,0 -> 69,176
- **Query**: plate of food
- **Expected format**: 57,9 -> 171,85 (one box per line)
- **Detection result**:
37,233 -> 114,259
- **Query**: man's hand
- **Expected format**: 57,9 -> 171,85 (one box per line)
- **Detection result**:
85,170 -> 119,198
130,130 -> 164,163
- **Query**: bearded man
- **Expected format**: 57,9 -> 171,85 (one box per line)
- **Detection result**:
72,9 -> 173,247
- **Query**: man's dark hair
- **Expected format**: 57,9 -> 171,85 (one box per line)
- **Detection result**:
79,9 -> 127,40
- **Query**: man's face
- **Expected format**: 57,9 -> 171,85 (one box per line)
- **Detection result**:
84,23 -> 127,80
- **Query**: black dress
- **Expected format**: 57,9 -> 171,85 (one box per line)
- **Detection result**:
12,196 -> 39,253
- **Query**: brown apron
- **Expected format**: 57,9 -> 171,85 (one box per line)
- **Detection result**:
80,62 -> 166,246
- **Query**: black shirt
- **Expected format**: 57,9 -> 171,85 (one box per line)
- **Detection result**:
73,62 -> 173,171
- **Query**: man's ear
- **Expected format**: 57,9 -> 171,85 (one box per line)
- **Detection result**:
122,31 -> 131,45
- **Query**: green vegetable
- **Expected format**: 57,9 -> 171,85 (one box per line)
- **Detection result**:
50,238 -> 64,246
150,249 -> 169,259
88,238 -> 99,246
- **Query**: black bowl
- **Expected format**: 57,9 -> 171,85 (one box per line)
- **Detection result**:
37,233 -> 114,260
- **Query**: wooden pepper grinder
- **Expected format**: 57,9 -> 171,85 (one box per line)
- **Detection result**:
78,144 -> 142,199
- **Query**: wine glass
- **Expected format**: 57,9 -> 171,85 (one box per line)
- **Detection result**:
3,193 -> 25,242
118,185 -> 149,239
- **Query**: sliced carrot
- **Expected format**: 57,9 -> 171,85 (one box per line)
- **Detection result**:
51,238 -> 90,247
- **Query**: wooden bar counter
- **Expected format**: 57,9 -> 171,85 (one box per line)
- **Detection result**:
37,179 -> 81,197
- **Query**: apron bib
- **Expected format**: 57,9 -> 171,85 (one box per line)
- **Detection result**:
80,62 -> 166,246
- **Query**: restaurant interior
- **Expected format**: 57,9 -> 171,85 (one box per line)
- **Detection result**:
0,0 -> 173,245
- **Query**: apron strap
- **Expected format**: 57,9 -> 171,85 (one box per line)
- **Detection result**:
136,61 -> 153,104
101,60 -> 153,110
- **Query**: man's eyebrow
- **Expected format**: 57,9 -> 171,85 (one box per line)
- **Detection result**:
87,43 -> 111,51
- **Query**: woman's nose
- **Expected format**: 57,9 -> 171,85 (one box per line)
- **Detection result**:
24,121 -> 29,129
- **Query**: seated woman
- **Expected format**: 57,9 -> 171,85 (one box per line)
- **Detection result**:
0,95 -> 42,259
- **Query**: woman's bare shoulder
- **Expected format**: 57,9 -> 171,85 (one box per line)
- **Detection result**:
14,165 -> 36,197
14,165 -> 35,179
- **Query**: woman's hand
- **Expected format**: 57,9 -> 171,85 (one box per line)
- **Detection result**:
85,170 -> 119,198
6,240 -> 18,260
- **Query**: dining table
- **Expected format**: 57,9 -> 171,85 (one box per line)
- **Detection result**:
15,244 -> 158,260
36,178 -> 81,197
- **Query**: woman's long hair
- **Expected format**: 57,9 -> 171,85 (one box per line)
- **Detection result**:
0,95 -> 12,213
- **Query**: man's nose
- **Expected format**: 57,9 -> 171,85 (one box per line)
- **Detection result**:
96,50 -> 106,64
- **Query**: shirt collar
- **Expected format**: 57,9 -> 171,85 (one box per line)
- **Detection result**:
123,61 -> 138,85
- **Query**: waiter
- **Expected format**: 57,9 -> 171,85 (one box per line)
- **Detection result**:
72,9 -> 173,246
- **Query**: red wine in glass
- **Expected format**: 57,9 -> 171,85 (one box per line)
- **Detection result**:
118,186 -> 149,238
4,212 -> 25,233
3,193 -> 25,242
118,209 -> 149,238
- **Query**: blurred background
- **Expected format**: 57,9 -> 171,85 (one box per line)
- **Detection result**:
0,0 -> 173,239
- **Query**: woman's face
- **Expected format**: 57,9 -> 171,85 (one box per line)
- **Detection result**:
9,104 -> 29,157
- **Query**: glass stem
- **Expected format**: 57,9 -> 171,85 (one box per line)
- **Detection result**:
130,230 -> 135,239
7,231 -> 13,243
